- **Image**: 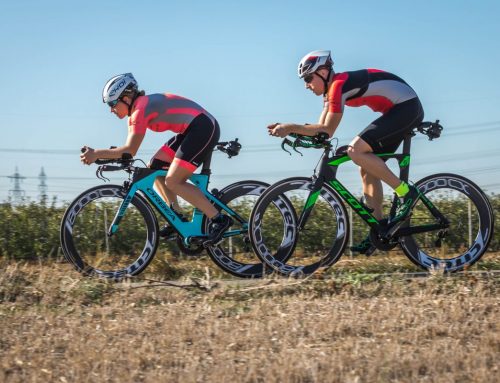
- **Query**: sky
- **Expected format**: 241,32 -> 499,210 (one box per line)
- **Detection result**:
1,0 -> 500,203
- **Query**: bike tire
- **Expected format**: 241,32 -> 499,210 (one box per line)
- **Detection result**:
400,173 -> 494,272
204,180 -> 296,278
60,184 -> 159,279
249,177 -> 350,277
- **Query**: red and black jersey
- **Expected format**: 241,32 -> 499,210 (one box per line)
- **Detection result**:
326,69 -> 418,114
128,94 -> 215,135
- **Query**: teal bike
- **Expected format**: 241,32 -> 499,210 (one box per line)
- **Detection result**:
249,121 -> 494,276
60,140 -> 292,279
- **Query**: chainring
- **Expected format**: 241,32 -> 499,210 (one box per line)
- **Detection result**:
369,219 -> 400,251
175,236 -> 205,256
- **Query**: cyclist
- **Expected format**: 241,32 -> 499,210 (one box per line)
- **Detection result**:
267,50 -> 424,254
80,73 -> 232,245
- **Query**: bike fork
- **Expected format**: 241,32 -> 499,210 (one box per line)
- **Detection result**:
297,178 -> 324,231
108,189 -> 136,236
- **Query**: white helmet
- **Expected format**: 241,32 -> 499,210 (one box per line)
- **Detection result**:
102,73 -> 138,104
297,50 -> 333,78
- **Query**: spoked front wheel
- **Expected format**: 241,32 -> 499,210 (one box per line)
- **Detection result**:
60,185 -> 159,279
249,177 -> 350,277
400,173 -> 494,272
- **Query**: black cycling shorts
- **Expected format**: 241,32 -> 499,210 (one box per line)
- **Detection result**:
150,113 -> 220,171
359,98 -> 424,154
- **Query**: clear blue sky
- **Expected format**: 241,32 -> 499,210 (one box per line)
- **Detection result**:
1,0 -> 500,202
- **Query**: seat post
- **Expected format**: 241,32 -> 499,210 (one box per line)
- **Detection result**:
399,134 -> 413,182
401,134 -> 412,155
200,150 -> 213,176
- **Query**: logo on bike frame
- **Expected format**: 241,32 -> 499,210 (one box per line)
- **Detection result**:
329,180 -> 378,224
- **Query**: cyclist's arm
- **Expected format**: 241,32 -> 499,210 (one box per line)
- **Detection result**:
81,132 -> 145,164
318,105 -> 328,125
268,112 -> 343,138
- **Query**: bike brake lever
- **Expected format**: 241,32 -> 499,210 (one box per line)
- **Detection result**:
292,140 -> 304,156
281,139 -> 293,155
96,167 -> 110,182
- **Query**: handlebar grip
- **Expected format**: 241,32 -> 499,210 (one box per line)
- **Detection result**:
95,159 -> 114,165
316,132 -> 329,141
99,165 -> 123,171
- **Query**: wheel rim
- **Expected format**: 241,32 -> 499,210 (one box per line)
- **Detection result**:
61,186 -> 157,278
400,175 -> 493,271
205,181 -> 293,278
250,178 -> 349,276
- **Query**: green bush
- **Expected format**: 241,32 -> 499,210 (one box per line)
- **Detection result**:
0,193 -> 498,260
0,199 -> 65,259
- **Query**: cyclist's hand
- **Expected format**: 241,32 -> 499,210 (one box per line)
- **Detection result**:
80,146 -> 97,165
267,123 -> 289,138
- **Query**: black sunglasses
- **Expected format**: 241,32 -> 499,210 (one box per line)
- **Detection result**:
303,73 -> 315,83
107,99 -> 121,108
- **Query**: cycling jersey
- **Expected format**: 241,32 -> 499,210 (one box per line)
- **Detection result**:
326,69 -> 418,114
129,93 -> 215,135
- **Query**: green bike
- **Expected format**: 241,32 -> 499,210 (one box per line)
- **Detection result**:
249,121 -> 494,276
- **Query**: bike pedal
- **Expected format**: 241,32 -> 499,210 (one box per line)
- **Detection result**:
364,245 -> 377,257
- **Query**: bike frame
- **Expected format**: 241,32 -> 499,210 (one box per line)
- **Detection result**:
107,167 -> 247,243
300,134 -> 449,237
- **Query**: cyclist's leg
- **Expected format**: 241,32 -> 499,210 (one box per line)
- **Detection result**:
164,114 -> 220,218
348,98 -> 424,190
348,137 -> 401,187
149,144 -> 188,239
165,115 -> 232,244
350,98 -> 424,224
359,167 -> 384,220
149,135 -> 183,211
351,166 -> 383,255
166,163 -> 218,216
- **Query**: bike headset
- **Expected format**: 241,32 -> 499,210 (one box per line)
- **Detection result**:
102,73 -> 145,117
297,50 -> 334,96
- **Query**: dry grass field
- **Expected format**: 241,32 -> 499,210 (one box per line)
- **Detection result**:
1,252 -> 499,383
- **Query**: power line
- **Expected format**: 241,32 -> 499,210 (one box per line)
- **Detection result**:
1,162 -> 499,184
0,120 -> 499,155
1,144 -> 500,181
